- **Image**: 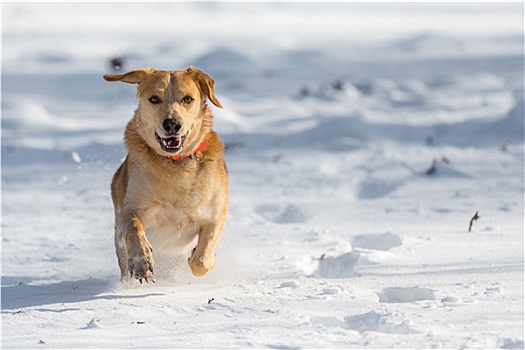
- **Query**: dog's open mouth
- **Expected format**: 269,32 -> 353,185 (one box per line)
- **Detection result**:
155,132 -> 187,153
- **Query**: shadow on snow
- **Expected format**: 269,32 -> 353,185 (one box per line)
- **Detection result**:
1,277 -> 164,311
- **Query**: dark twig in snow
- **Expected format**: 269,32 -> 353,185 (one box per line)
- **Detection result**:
469,211 -> 480,232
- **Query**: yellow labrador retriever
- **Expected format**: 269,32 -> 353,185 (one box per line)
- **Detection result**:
103,66 -> 228,283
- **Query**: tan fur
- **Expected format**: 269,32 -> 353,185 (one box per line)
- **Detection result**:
104,66 -> 228,283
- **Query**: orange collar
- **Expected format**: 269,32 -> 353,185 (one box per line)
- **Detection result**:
168,140 -> 209,161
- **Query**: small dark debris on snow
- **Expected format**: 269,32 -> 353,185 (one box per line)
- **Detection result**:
299,85 -> 311,98
426,157 -> 450,176
38,340 -> 45,344
208,298 -> 215,304
132,321 -> 146,324
402,156 -> 452,176
426,159 -> 438,175
109,57 -> 124,71
331,79 -> 346,91
320,253 -> 327,260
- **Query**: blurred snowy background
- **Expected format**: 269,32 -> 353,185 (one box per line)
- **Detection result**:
2,2 -> 524,349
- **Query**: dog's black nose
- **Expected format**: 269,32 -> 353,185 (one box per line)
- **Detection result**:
163,119 -> 182,135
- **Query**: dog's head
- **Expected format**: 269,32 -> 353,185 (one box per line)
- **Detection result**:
104,66 -> 222,156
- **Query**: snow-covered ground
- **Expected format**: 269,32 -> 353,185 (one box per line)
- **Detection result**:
1,2 -> 524,349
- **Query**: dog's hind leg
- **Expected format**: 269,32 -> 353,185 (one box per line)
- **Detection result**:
112,160 -> 133,282
115,227 -> 129,282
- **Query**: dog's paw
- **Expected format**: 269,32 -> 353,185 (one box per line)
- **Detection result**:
128,252 -> 155,284
188,247 -> 215,277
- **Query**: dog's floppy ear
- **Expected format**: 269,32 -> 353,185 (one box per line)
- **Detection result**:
186,66 -> 223,108
103,68 -> 154,84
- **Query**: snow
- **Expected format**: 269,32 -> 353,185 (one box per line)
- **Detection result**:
1,2 -> 524,349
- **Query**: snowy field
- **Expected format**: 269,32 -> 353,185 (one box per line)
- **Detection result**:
1,2 -> 524,349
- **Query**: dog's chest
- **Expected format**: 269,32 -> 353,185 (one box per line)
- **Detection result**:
141,191 -> 211,254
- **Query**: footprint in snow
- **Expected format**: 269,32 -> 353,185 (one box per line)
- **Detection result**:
357,178 -> 402,199
277,281 -> 301,289
314,311 -> 417,335
314,252 -> 361,278
440,295 -> 464,307
500,338 -> 525,349
255,204 -> 309,224
378,286 -> 436,303
352,232 -> 402,251
344,311 -> 416,334
484,283 -> 505,295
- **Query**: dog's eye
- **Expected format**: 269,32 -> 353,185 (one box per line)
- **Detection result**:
182,96 -> 194,104
148,96 -> 162,104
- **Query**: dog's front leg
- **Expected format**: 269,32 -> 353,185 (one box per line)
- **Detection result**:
118,215 -> 155,283
188,220 -> 225,277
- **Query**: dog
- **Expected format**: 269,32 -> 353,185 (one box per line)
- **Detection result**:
103,66 -> 228,283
